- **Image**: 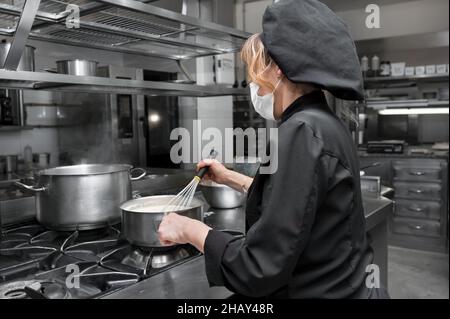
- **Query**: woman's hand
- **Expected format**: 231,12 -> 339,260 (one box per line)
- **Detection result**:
158,213 -> 212,253
197,159 -> 255,193
196,159 -> 230,185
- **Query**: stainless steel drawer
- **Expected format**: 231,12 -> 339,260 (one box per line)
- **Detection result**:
392,217 -> 441,238
394,199 -> 441,220
393,164 -> 442,181
394,182 -> 442,200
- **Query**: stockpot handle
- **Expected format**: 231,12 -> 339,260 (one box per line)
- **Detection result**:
15,181 -> 46,192
130,167 -> 147,181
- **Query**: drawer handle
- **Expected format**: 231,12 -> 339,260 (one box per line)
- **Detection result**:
409,171 -> 426,176
408,225 -> 424,231
408,189 -> 424,194
407,206 -> 425,213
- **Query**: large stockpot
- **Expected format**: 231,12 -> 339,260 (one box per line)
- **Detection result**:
120,195 -> 204,248
0,42 -> 35,71
16,164 -> 146,231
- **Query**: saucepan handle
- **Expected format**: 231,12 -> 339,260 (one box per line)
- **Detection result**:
130,167 -> 147,181
15,181 -> 46,192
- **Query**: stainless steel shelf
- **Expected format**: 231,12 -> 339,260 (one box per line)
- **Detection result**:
0,125 -> 34,131
0,69 -> 249,97
0,0 -> 250,60
366,98 -> 450,109
428,100 -> 449,107
364,73 -> 449,84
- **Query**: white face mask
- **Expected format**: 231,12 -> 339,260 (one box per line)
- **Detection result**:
249,78 -> 282,121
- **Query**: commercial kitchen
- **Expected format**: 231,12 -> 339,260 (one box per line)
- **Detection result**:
0,0 -> 448,300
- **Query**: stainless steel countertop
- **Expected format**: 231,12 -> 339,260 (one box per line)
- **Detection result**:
104,195 -> 392,299
103,256 -> 232,299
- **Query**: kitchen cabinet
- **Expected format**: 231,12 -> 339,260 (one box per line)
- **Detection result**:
359,156 -> 448,252
394,199 -> 441,220
390,159 -> 448,252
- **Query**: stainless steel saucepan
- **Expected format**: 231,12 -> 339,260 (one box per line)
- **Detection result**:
56,59 -> 98,76
16,164 -> 146,230
120,195 -> 204,248
200,181 -> 246,209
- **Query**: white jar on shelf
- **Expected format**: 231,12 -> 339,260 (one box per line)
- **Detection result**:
391,62 -> 406,76
426,65 -> 436,74
405,67 -> 415,76
436,64 -> 447,74
415,66 -> 425,76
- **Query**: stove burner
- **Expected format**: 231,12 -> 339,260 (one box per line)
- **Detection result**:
100,244 -> 200,277
0,280 -> 41,299
0,222 -> 200,298
38,282 -> 69,299
152,248 -> 190,269
0,280 -> 69,299
34,261 -> 140,298
134,246 -> 190,269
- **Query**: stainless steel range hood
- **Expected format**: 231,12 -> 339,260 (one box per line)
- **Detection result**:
0,0 -> 250,97
0,0 -> 250,60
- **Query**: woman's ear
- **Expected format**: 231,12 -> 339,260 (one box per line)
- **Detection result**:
275,66 -> 283,78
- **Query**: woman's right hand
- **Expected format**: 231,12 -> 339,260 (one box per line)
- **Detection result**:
196,159 -> 230,185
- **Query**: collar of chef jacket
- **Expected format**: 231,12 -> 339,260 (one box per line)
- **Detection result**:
279,90 -> 330,124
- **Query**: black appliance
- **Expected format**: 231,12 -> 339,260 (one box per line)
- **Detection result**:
367,140 -> 406,154
0,95 -> 13,125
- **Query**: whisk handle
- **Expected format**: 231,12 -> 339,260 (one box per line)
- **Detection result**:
195,149 -> 218,180
196,167 -> 209,180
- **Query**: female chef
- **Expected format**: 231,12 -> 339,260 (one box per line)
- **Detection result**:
158,0 -> 389,298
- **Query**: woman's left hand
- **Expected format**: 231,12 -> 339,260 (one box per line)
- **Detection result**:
158,213 -> 212,252
158,213 -> 191,246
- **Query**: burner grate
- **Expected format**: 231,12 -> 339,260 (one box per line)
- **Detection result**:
0,222 -> 199,298
99,244 -> 200,278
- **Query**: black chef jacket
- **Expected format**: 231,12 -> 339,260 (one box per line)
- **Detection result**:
204,90 -> 382,299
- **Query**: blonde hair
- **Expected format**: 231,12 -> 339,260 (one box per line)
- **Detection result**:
240,33 -> 276,91
241,33 -> 318,95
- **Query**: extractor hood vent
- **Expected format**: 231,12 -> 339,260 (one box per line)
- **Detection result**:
0,0 -> 250,60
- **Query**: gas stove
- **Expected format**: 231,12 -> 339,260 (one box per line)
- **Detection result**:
0,223 -> 201,299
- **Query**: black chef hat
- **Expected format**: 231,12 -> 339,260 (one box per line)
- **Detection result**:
261,0 -> 364,101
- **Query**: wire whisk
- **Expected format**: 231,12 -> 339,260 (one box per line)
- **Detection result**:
163,149 -> 218,213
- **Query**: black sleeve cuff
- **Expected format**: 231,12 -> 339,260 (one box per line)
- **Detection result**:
204,229 -> 235,286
